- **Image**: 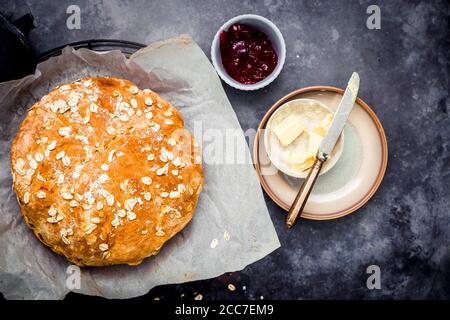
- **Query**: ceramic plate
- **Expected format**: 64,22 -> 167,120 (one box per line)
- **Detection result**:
253,86 -> 388,220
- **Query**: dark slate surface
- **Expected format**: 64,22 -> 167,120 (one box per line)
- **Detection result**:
0,0 -> 449,300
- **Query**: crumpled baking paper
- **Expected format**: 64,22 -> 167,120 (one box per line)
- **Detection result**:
0,35 -> 280,299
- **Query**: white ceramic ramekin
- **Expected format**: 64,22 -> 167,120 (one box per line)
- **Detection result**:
264,99 -> 345,179
211,14 -> 286,91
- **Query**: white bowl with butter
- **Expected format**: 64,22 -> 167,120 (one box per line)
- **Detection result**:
264,98 -> 344,178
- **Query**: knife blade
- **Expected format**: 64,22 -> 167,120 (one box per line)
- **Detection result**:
318,72 -> 360,160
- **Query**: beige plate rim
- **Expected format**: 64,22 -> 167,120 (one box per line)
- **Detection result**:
253,86 -> 389,220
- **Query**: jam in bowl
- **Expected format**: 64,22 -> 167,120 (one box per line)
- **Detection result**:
220,23 -> 278,85
211,14 -> 286,91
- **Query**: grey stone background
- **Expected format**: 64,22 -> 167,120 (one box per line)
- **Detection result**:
0,0 -> 449,299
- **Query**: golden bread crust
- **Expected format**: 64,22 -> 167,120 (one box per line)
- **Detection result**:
10,77 -> 203,266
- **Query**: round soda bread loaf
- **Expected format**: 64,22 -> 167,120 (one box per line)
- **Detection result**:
10,77 -> 203,266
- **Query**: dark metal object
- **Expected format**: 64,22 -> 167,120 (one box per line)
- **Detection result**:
0,11 -> 36,81
38,39 -> 146,63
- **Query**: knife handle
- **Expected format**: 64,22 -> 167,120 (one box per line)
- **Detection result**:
285,157 -> 325,228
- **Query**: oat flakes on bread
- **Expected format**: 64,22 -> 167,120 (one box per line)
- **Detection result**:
10,77 -> 203,266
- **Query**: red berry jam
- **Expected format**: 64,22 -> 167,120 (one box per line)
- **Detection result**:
220,23 -> 278,85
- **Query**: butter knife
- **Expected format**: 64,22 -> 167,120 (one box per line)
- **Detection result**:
285,72 -> 360,228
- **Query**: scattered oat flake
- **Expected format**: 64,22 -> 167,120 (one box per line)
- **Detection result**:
194,294 -> 203,300
23,192 -> 30,204
210,238 -> 218,249
156,163 -> 169,176
99,173 -> 110,184
111,218 -> 120,227
155,225 -> 165,236
84,224 -> 97,234
106,126 -> 116,135
224,231 -> 230,241
124,198 -> 138,211
48,206 -> 57,216
141,176 -> 152,185
59,85 -> 70,91
169,191 -> 180,199
62,156 -> 71,167
108,150 -> 115,162
90,103 -> 98,113
130,98 -> 138,108
160,192 -> 169,198
87,196 -> 95,205
117,210 -> 126,218
144,97 -> 153,106
67,94 -> 79,107
47,140 -> 57,150
58,101 -> 70,113
106,194 -> 115,206
127,211 -> 137,221
145,111 -> 153,119
47,216 -> 60,224
36,190 -> 46,199
91,217 -> 101,224
58,127 -> 71,137
99,243 -> 109,251
69,200 -> 79,207
34,153 -> 44,162
228,284 -> 236,291
16,158 -> 25,168
151,123 -> 160,132
82,203 -> 93,210
143,192 -> 152,201
56,151 -> 65,160
29,159 -> 38,170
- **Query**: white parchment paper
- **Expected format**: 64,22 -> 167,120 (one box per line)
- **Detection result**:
0,35 -> 280,300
